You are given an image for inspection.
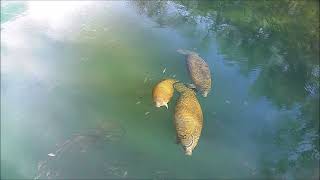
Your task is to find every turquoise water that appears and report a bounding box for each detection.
[1,1,319,179]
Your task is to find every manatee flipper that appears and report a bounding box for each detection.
[175,135,180,144]
[174,82,197,93]
[186,83,197,92]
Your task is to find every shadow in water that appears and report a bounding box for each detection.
[34,123,126,179]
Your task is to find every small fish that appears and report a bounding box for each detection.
[136,101,141,105]
[144,77,148,84]
[145,112,150,115]
[225,100,231,104]
[37,161,44,171]
[152,79,178,109]
[162,68,166,74]
[48,153,56,157]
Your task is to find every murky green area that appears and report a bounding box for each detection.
[1,1,319,179]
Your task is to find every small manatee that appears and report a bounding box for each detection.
[177,49,212,97]
[152,79,178,109]
[173,82,203,155]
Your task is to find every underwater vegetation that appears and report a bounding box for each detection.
[34,122,125,179]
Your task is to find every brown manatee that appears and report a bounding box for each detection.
[173,82,203,156]
[152,78,178,109]
[177,49,212,97]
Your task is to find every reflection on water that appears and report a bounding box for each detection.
[1,1,319,179]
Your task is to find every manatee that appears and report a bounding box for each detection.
[177,49,212,97]
[152,78,178,109]
[173,82,203,155]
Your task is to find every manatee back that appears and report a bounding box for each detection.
[152,78,178,106]
[173,82,188,93]
[186,53,212,97]
[174,87,203,155]
[153,79,174,97]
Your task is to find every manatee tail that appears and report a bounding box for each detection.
[176,49,197,56]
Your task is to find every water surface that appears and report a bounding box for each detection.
[1,1,319,179]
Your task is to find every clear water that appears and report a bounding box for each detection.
[1,1,319,179]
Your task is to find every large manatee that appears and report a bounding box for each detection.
[152,78,178,109]
[173,82,203,156]
[177,49,212,97]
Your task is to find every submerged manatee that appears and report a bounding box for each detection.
[152,78,178,109]
[173,82,203,155]
[177,49,212,97]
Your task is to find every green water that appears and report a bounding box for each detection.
[1,1,319,179]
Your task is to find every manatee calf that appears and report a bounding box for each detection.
[152,78,178,109]
[177,49,212,97]
[173,82,203,155]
